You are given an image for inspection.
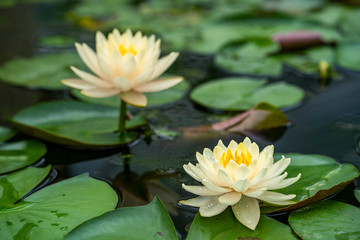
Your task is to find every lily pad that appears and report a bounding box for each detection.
[261,153,360,213]
[0,166,51,208]
[0,140,47,174]
[355,189,360,203]
[288,200,360,240]
[65,196,178,240]
[11,101,147,148]
[0,52,82,90]
[186,208,297,240]
[71,80,190,107]
[190,77,305,111]
[0,173,118,240]
[0,126,16,143]
[336,44,360,71]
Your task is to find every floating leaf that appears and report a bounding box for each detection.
[0,166,51,208]
[288,200,360,240]
[262,154,360,213]
[190,77,305,111]
[0,140,47,174]
[71,80,190,107]
[355,189,360,203]
[0,126,16,143]
[39,35,76,47]
[65,196,178,240]
[186,208,297,240]
[11,101,147,148]
[0,173,118,240]
[336,44,360,71]
[0,52,82,90]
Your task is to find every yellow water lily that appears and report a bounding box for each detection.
[180,137,301,230]
[62,29,182,107]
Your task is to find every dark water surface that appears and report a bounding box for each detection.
[1,2,360,239]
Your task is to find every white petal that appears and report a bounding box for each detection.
[199,196,228,217]
[249,167,268,185]
[218,168,234,187]
[217,140,227,151]
[243,188,266,198]
[119,90,147,107]
[234,164,250,181]
[179,196,211,207]
[75,43,104,79]
[248,143,260,160]
[122,55,137,80]
[182,184,220,196]
[150,52,179,80]
[196,152,209,168]
[267,156,291,178]
[132,68,154,87]
[218,192,242,205]
[243,137,252,148]
[188,163,208,182]
[266,173,301,190]
[183,164,202,182]
[113,76,131,91]
[81,88,119,98]
[231,196,260,230]
[214,146,225,161]
[134,77,183,93]
[202,179,232,194]
[225,160,238,178]
[256,191,296,202]
[228,140,238,153]
[70,66,112,88]
[233,178,250,192]
[98,56,115,80]
[203,148,215,162]
[61,79,95,90]
[251,172,288,189]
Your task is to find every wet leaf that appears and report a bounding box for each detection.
[0,52,82,90]
[288,200,360,240]
[0,126,16,143]
[186,209,297,240]
[0,166,51,209]
[0,140,47,174]
[261,154,360,213]
[65,196,178,240]
[0,173,118,240]
[11,101,147,148]
[190,77,305,111]
[355,189,360,203]
[71,80,190,107]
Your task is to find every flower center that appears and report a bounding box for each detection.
[219,143,252,168]
[119,43,137,56]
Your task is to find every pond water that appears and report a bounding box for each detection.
[0,2,360,239]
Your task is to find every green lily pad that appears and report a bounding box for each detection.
[0,140,47,174]
[65,196,178,240]
[0,173,118,240]
[0,166,51,209]
[336,44,360,71]
[0,126,16,143]
[0,52,82,90]
[39,35,76,47]
[261,153,360,213]
[11,101,147,148]
[190,77,305,111]
[288,200,360,240]
[355,189,360,203]
[186,208,297,240]
[71,80,190,107]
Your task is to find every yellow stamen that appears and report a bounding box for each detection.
[219,143,252,168]
[119,43,137,56]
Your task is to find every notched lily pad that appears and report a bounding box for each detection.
[0,166,51,208]
[11,101,147,148]
[71,80,190,107]
[65,196,178,240]
[0,140,47,174]
[0,126,17,143]
[261,153,360,213]
[0,173,118,240]
[288,200,360,240]
[190,77,305,111]
[0,52,82,90]
[186,208,297,240]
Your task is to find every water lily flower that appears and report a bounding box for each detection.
[62,28,183,108]
[180,137,301,230]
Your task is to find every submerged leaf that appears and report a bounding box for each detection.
[65,196,178,240]
[289,200,360,240]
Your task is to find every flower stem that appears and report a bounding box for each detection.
[118,100,127,135]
